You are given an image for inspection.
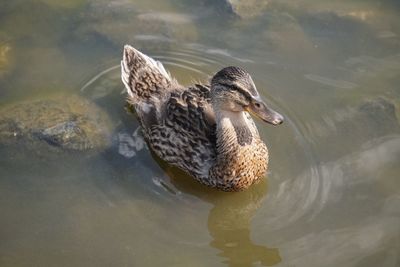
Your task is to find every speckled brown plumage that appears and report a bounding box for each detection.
[121,45,283,191]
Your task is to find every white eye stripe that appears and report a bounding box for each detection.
[252,95,262,102]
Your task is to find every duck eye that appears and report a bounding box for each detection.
[254,102,261,109]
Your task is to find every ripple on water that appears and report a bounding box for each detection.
[304,73,357,89]
[81,42,320,216]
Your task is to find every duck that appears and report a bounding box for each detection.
[121,45,283,191]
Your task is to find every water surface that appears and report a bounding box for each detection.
[0,1,399,266]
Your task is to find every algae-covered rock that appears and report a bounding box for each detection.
[0,94,113,154]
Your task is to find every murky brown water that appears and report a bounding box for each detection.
[0,1,399,266]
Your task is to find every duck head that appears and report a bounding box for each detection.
[210,66,284,125]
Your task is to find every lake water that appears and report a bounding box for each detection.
[0,1,399,266]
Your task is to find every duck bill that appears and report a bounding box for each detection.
[246,100,284,125]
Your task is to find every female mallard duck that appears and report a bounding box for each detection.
[121,45,283,191]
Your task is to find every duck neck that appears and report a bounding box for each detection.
[214,110,255,155]
[208,109,262,190]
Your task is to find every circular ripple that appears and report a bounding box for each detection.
[80,43,325,232]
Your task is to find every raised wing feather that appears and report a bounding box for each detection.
[121,45,173,101]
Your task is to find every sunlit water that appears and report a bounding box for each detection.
[0,1,399,266]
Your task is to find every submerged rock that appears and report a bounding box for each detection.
[76,1,198,51]
[214,0,270,19]
[0,1,76,46]
[38,0,85,9]
[0,94,113,154]
[0,35,13,78]
[307,97,400,160]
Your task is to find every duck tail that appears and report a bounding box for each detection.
[121,45,173,102]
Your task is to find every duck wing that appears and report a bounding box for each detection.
[121,45,217,181]
[147,84,217,181]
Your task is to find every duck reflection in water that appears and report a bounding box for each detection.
[208,181,281,267]
[163,164,281,267]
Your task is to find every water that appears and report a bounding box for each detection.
[0,1,399,266]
